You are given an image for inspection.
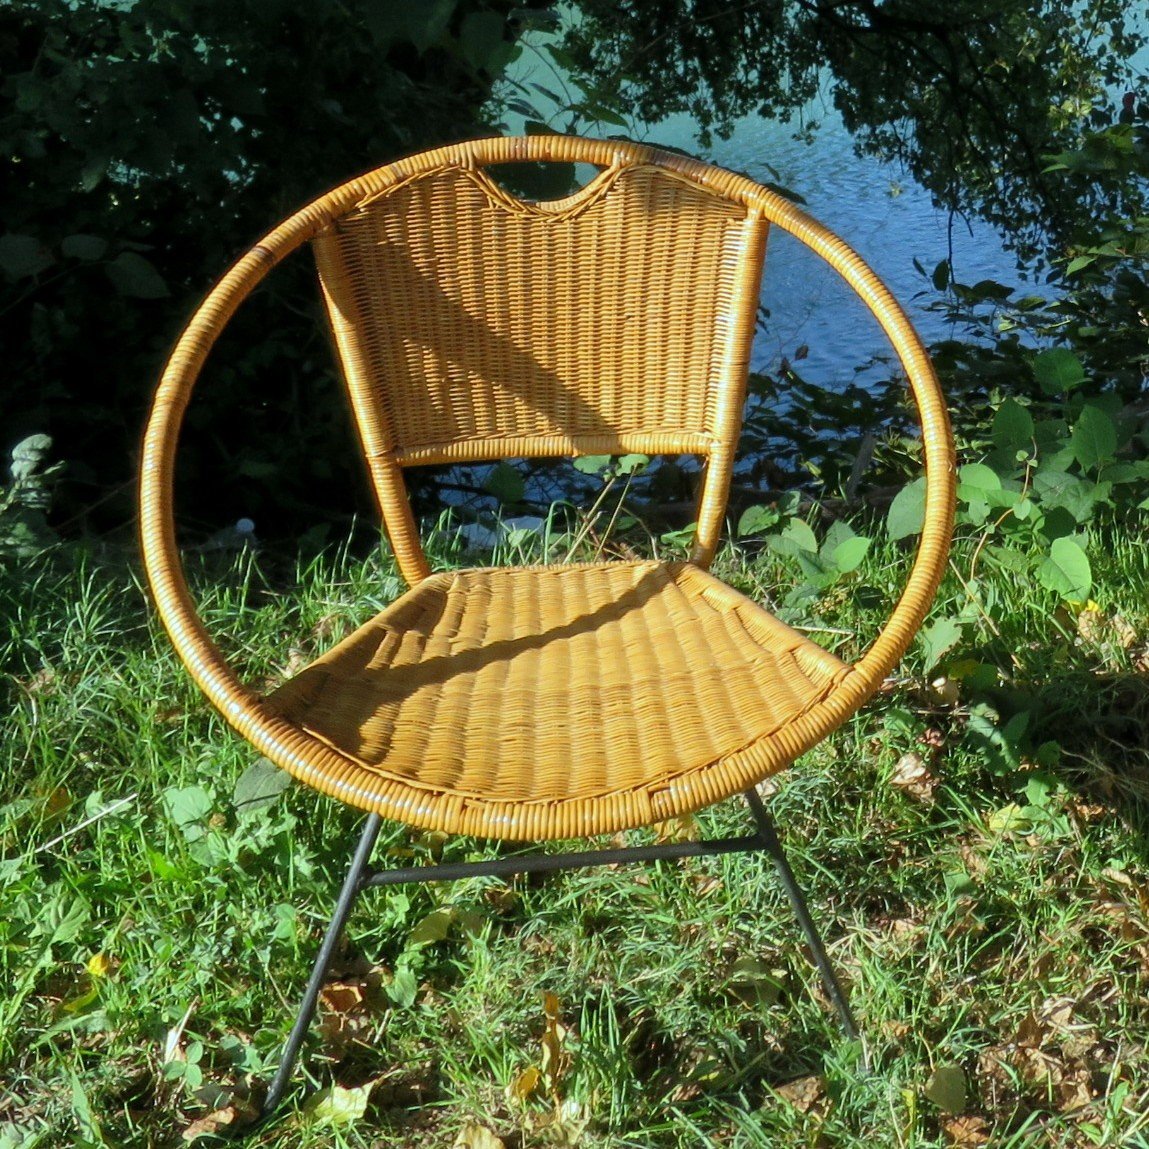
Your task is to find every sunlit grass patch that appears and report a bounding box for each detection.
[1,527,1147,1147]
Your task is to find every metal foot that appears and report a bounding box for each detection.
[743,789,864,1054]
[261,812,384,1118]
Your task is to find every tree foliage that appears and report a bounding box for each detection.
[0,0,539,531]
[559,0,1147,259]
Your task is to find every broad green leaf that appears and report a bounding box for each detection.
[1031,471,1099,523]
[957,463,1002,497]
[943,872,977,899]
[573,454,611,475]
[919,617,963,673]
[924,1065,967,1114]
[1033,347,1086,395]
[726,956,786,1006]
[991,399,1034,451]
[0,234,53,279]
[987,802,1034,834]
[931,259,950,291]
[736,504,780,537]
[616,453,649,475]
[303,1083,371,1127]
[459,10,508,71]
[61,234,108,261]
[1070,404,1117,470]
[768,517,818,557]
[9,434,53,481]
[887,478,926,540]
[162,785,212,827]
[387,962,419,1008]
[820,518,855,558]
[1037,537,1091,599]
[106,252,169,298]
[232,757,291,820]
[832,535,871,573]
[408,907,455,946]
[484,462,524,505]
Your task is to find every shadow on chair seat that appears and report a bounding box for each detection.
[265,560,851,839]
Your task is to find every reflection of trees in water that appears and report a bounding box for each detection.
[556,0,1146,260]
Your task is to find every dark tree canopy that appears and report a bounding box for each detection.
[0,0,542,532]
[559,0,1147,258]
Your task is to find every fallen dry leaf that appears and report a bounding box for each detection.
[774,1074,825,1114]
[453,1122,505,1149]
[506,1066,540,1104]
[181,1100,257,1141]
[890,752,938,802]
[941,1115,991,1146]
[652,814,700,843]
[540,992,571,1099]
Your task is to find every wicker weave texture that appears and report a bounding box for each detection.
[316,164,761,464]
[139,135,956,842]
[265,562,847,817]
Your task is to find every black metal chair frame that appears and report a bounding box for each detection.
[261,787,861,1118]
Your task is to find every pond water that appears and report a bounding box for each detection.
[502,62,1029,389]
[667,105,1026,383]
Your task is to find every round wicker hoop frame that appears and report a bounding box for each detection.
[139,135,956,838]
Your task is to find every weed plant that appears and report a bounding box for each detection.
[1,518,1148,1148]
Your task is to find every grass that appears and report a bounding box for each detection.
[2,519,1148,1148]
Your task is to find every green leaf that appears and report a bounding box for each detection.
[931,258,950,291]
[1070,404,1117,471]
[459,10,508,71]
[573,454,611,475]
[991,399,1034,451]
[924,1065,967,1114]
[726,956,786,1006]
[1033,348,1086,395]
[406,0,457,53]
[408,907,455,947]
[736,504,780,537]
[768,517,817,557]
[1031,471,1100,523]
[232,757,291,820]
[9,434,53,481]
[105,252,169,298]
[887,478,926,540]
[61,235,108,262]
[919,617,963,674]
[162,785,212,827]
[484,462,524,505]
[1037,537,1091,600]
[957,463,1002,498]
[616,453,648,475]
[387,962,419,1008]
[0,234,53,279]
[832,535,871,573]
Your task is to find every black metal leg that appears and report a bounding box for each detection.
[743,789,864,1051]
[258,794,865,1121]
[262,812,384,1117]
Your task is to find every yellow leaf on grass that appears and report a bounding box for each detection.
[86,952,112,978]
[540,992,569,1096]
[506,1066,540,1103]
[453,1122,505,1148]
[303,1082,371,1127]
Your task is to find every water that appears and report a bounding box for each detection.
[674,107,1025,382]
[501,62,1027,387]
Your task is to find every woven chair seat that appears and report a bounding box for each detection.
[265,560,849,837]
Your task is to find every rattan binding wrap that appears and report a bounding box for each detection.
[140,135,956,842]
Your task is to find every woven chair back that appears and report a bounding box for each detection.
[312,152,769,583]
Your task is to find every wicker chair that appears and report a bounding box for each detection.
[140,135,955,1114]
